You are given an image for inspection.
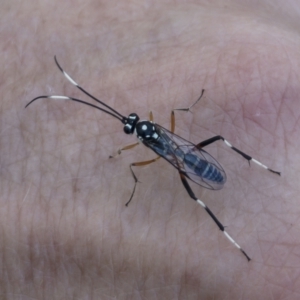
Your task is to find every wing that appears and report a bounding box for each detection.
[146,124,226,190]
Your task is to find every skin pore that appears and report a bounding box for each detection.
[1,0,300,298]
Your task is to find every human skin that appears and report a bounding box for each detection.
[1,0,300,299]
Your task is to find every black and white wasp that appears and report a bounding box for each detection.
[26,56,280,261]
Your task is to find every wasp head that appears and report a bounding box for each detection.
[123,113,140,134]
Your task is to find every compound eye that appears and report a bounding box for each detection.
[123,124,132,134]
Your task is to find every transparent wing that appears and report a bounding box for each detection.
[145,124,226,190]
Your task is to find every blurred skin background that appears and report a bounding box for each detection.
[1,0,299,299]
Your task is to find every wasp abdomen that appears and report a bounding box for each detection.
[184,153,224,183]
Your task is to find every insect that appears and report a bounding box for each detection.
[26,56,280,261]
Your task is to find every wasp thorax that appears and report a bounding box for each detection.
[124,113,140,134]
[136,121,159,141]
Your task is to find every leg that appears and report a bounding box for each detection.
[196,136,280,175]
[109,142,139,158]
[149,111,153,122]
[124,112,159,205]
[179,172,251,261]
[126,156,160,206]
[171,89,205,133]
[173,89,205,113]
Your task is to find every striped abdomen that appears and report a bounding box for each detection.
[184,153,224,183]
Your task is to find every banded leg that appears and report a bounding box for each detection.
[179,172,251,261]
[126,157,160,206]
[196,136,281,175]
